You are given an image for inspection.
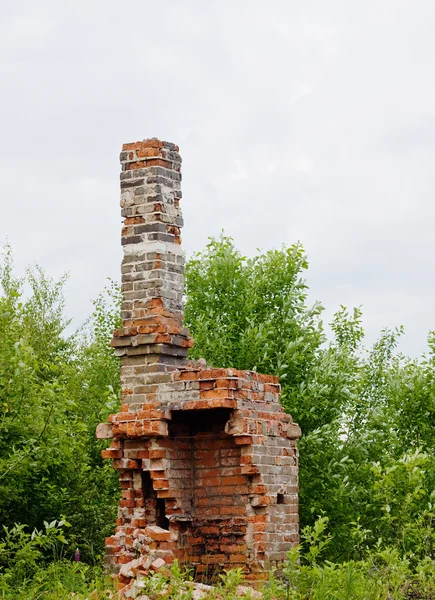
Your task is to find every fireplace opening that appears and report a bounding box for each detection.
[141,466,169,529]
[140,470,163,528]
[141,470,154,499]
[167,408,251,578]
[156,498,169,530]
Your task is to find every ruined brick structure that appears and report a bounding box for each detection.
[97,138,301,590]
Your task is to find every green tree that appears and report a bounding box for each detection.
[185,235,324,388]
[0,247,120,562]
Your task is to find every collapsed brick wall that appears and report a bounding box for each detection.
[97,138,301,592]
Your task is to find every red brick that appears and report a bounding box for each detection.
[221,475,246,486]
[149,449,166,459]
[229,554,247,563]
[234,436,254,445]
[201,554,226,564]
[125,160,145,170]
[101,449,122,459]
[144,158,171,168]
[199,380,215,390]
[200,389,232,399]
[145,526,172,542]
[136,147,160,158]
[119,499,134,508]
[179,370,198,380]
[122,141,143,151]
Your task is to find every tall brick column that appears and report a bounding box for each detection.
[113,138,192,372]
[98,138,301,595]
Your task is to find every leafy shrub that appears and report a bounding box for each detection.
[0,247,120,562]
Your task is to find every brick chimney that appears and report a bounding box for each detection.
[97,139,301,594]
[112,138,193,372]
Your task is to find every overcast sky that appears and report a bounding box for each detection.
[1,0,434,356]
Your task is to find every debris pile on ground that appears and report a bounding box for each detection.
[123,581,262,600]
[115,557,263,600]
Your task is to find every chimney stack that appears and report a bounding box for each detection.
[112,138,193,371]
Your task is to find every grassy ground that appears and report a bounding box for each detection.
[1,553,435,600]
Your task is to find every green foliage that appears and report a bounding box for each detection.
[278,516,435,599]
[185,235,324,380]
[0,516,433,598]
[133,561,194,600]
[0,519,70,589]
[0,519,114,598]
[216,567,246,599]
[0,246,121,564]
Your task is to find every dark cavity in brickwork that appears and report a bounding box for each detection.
[96,138,302,593]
